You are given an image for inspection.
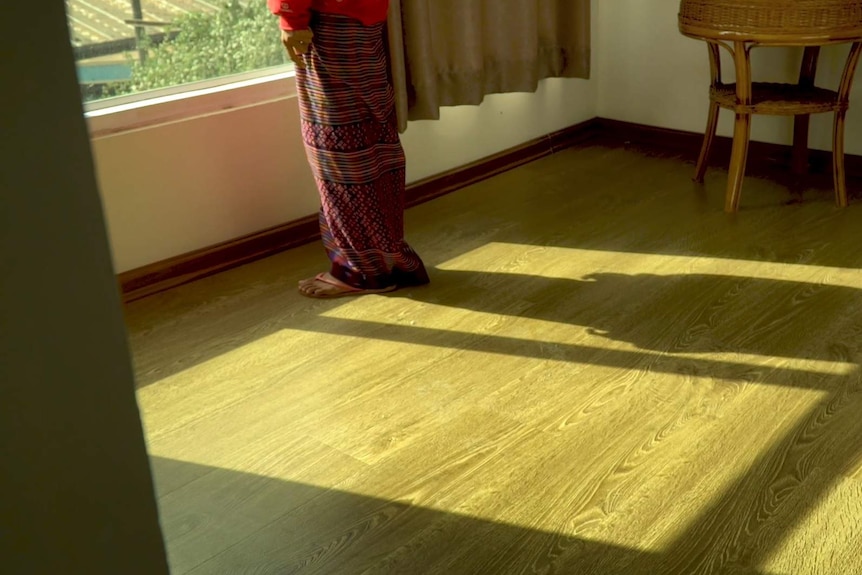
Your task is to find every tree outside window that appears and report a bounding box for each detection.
[67,0,287,103]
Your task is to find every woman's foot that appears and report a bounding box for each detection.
[298,272,397,299]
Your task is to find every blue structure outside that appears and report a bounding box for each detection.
[77,63,132,83]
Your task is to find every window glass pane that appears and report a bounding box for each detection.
[66,0,288,103]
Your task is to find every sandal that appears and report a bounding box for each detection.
[298,272,397,299]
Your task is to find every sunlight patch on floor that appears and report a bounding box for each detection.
[437,242,862,289]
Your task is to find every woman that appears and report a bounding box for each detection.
[268,0,430,298]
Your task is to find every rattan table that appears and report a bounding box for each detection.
[679,0,862,212]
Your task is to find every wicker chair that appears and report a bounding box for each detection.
[679,0,862,212]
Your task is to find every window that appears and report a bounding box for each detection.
[66,0,290,106]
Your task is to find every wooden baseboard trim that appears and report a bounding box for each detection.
[593,117,862,182]
[119,214,319,303]
[406,118,603,208]
[119,118,603,302]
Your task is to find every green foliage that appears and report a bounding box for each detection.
[127,0,286,92]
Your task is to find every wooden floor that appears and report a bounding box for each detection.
[126,143,862,575]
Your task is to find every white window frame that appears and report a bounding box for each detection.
[84,66,298,139]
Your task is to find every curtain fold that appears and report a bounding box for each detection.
[388,0,591,132]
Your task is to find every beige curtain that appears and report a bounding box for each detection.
[387,0,591,131]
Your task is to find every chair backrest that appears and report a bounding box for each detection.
[679,0,862,44]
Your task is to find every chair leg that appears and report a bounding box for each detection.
[726,112,752,213]
[833,41,862,207]
[833,110,849,207]
[694,101,720,183]
[792,114,811,175]
[725,41,753,213]
[792,47,820,175]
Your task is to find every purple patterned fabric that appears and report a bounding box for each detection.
[295,12,429,290]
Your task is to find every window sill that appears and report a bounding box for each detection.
[85,67,298,140]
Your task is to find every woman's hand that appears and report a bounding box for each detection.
[282,29,314,69]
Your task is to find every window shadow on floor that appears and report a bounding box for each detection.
[392,269,862,364]
[130,267,862,389]
[151,376,861,575]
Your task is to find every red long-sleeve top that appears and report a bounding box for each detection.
[267,0,390,30]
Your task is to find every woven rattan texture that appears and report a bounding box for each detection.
[680,0,862,37]
[711,82,843,114]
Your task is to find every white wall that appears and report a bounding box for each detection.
[594,0,862,153]
[93,73,596,274]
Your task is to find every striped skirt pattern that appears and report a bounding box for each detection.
[296,13,429,290]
